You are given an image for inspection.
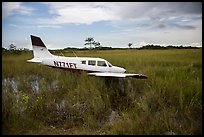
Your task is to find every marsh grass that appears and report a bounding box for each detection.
[2,49,202,134]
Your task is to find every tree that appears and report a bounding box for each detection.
[128,43,133,49]
[9,44,16,50]
[2,47,7,51]
[93,41,100,48]
[84,37,95,49]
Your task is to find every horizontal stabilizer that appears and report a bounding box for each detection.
[27,58,42,63]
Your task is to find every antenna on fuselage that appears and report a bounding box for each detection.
[72,51,78,57]
[60,50,65,56]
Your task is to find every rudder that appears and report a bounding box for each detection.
[30,35,54,59]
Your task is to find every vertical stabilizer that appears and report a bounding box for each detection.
[30,35,54,59]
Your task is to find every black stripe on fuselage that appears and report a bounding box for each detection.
[49,66,99,73]
[31,35,46,47]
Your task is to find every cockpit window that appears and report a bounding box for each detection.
[107,62,112,67]
[81,60,86,64]
[97,61,107,67]
[88,60,96,66]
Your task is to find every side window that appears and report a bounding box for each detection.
[97,61,107,67]
[88,60,96,66]
[81,60,86,64]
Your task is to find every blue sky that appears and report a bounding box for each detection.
[2,2,202,49]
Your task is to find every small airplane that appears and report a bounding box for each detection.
[27,35,147,78]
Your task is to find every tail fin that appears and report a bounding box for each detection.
[29,35,54,59]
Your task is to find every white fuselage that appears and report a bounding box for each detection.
[28,35,147,78]
[41,55,126,73]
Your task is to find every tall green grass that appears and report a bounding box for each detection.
[2,49,202,134]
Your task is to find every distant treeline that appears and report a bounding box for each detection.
[2,47,32,55]
[137,44,201,50]
[51,45,202,52]
[2,44,201,54]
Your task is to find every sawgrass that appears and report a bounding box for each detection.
[2,49,202,135]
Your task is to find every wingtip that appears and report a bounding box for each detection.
[139,74,148,79]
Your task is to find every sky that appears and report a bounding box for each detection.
[2,2,202,50]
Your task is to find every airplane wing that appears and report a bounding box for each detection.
[88,72,147,78]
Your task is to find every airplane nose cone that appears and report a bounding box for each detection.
[112,66,126,73]
[122,68,126,73]
[118,67,126,73]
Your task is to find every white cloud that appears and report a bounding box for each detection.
[39,2,151,25]
[2,2,34,19]
[2,2,202,48]
[189,42,202,47]
[2,2,21,18]
[9,24,21,28]
[4,2,201,28]
[37,25,62,29]
[139,41,149,47]
[38,2,120,25]
[17,5,34,15]
[38,2,202,24]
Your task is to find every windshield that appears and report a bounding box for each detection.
[107,62,112,67]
